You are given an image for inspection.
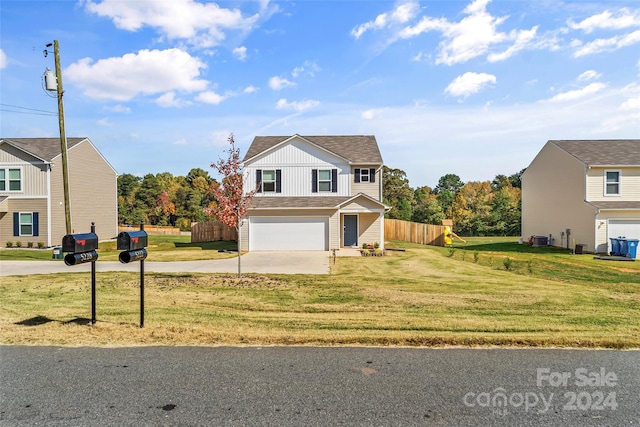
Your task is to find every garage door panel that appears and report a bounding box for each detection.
[250,217,328,251]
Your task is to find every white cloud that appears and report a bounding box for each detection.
[96,118,113,126]
[546,82,607,103]
[275,98,319,111]
[105,104,131,113]
[445,72,496,98]
[621,96,639,111]
[567,8,640,33]
[233,46,247,61]
[174,138,188,146]
[0,49,6,69]
[398,0,540,65]
[573,30,640,57]
[156,91,185,107]
[244,85,258,94]
[65,48,208,101]
[351,1,419,39]
[195,90,226,104]
[577,70,601,82]
[269,76,296,90]
[84,0,261,49]
[292,61,321,78]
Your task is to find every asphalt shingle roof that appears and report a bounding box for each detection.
[1,137,87,161]
[244,135,383,164]
[551,140,640,166]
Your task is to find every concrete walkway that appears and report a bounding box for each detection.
[0,251,337,276]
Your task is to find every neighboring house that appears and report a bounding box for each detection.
[522,140,640,254]
[0,137,118,247]
[240,135,387,251]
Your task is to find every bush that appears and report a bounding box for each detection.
[38,242,44,248]
[6,241,13,248]
[16,241,22,248]
[27,242,34,248]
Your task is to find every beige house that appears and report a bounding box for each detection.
[522,140,640,254]
[0,137,118,247]
[240,135,387,251]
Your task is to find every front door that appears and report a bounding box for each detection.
[344,215,358,247]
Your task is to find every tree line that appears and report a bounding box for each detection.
[117,165,524,236]
[383,167,524,236]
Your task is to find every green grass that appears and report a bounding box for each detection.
[0,235,238,262]
[1,237,638,348]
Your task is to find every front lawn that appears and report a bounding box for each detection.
[0,238,638,348]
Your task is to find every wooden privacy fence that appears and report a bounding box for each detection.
[118,225,180,235]
[384,219,445,247]
[191,221,237,243]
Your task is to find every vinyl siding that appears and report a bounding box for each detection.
[594,210,640,254]
[586,167,640,201]
[50,140,117,243]
[522,142,596,248]
[358,213,381,247]
[0,144,49,197]
[350,167,381,200]
[0,198,47,244]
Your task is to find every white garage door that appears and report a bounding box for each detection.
[609,219,640,240]
[249,217,328,251]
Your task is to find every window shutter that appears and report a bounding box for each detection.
[370,168,376,183]
[331,169,338,193]
[312,169,318,193]
[276,169,282,193]
[355,169,360,183]
[33,212,39,237]
[256,170,262,193]
[13,212,19,236]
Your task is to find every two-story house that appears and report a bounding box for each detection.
[522,139,640,254]
[240,135,387,251]
[0,137,118,248]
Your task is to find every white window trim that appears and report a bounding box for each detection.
[19,211,33,236]
[0,166,23,193]
[262,169,276,193]
[318,169,332,192]
[604,169,621,197]
[360,168,370,182]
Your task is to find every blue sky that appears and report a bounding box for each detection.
[1,0,638,188]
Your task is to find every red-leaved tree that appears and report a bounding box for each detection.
[205,133,256,277]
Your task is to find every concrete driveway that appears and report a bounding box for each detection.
[0,251,331,276]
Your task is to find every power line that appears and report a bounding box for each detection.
[0,103,58,116]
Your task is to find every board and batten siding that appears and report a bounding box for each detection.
[245,139,351,197]
[586,167,640,202]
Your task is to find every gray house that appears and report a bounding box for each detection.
[0,137,118,247]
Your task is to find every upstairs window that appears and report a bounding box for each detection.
[605,170,620,196]
[312,169,338,193]
[0,168,22,192]
[256,169,281,193]
[354,168,376,183]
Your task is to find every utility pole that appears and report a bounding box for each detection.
[46,40,72,234]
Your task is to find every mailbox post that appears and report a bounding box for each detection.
[117,222,148,327]
[62,223,99,324]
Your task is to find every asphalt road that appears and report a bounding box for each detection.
[1,346,638,426]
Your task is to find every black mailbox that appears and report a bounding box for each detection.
[117,230,148,251]
[62,232,99,254]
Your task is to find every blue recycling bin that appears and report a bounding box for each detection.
[625,239,638,259]
[610,237,621,256]
[619,239,629,257]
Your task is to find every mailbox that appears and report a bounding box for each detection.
[65,250,99,266]
[62,232,99,254]
[117,230,148,251]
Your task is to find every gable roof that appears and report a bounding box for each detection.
[1,137,87,162]
[244,135,383,164]
[249,193,387,210]
[550,140,640,166]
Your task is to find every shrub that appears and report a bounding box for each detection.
[6,241,13,248]
[362,242,368,250]
[38,242,44,248]
[373,242,380,249]
[16,241,22,248]
[27,242,34,248]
